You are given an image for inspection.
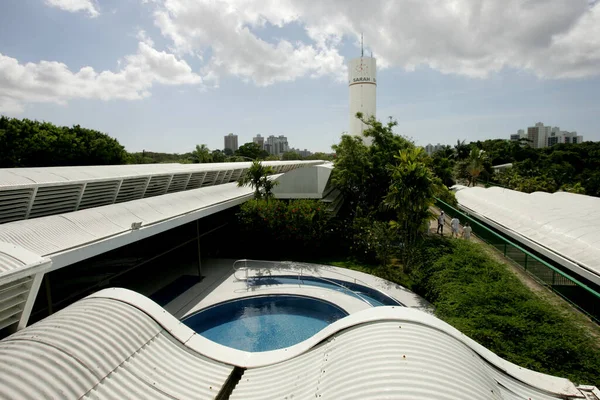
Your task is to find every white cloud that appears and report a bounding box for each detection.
[153,0,347,86]
[0,42,202,113]
[150,0,600,81]
[44,0,100,17]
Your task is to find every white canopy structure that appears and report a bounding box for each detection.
[0,288,595,400]
[455,187,600,285]
[0,161,323,224]
[272,163,343,213]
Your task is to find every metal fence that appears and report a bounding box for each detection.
[435,198,600,323]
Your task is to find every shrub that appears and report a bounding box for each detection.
[237,199,338,258]
[412,239,600,385]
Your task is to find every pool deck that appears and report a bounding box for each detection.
[165,259,434,319]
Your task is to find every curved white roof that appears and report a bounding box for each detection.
[0,288,591,399]
[455,187,600,283]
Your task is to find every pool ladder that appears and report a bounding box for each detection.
[232,259,399,307]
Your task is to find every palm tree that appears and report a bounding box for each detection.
[237,160,278,199]
[191,144,212,163]
[454,139,471,160]
[384,147,440,253]
[466,148,486,186]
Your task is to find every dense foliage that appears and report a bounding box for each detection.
[408,238,600,385]
[429,137,600,197]
[0,116,129,167]
[237,199,338,258]
[331,113,448,263]
[492,142,600,196]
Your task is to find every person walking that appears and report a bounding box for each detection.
[450,216,460,238]
[436,211,445,235]
[462,222,473,241]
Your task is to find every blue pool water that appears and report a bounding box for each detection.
[183,295,348,352]
[247,276,402,307]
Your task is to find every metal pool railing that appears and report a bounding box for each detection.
[232,259,401,307]
[435,198,600,323]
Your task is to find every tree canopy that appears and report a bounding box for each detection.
[0,116,129,167]
[427,137,600,197]
[236,142,269,160]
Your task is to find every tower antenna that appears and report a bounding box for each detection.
[361,33,364,57]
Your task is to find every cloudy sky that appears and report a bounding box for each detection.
[1,0,599,153]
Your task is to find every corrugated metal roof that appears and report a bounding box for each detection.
[0,296,233,400]
[231,321,568,400]
[0,182,253,261]
[0,161,321,188]
[0,161,323,223]
[1,288,594,399]
[455,187,600,282]
[83,333,231,399]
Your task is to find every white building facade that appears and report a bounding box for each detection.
[517,123,583,148]
[348,56,377,145]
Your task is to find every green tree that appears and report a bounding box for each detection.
[454,139,471,160]
[305,152,334,161]
[466,147,487,186]
[282,151,302,160]
[331,135,371,209]
[384,147,440,256]
[431,154,455,187]
[223,148,234,156]
[211,149,226,162]
[236,142,268,160]
[190,144,212,163]
[0,116,128,167]
[237,160,279,199]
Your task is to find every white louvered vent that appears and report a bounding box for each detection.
[115,177,149,204]
[231,169,245,182]
[215,171,226,185]
[0,189,33,224]
[186,172,206,190]
[223,170,234,183]
[167,174,190,193]
[201,171,218,187]
[78,181,120,210]
[29,185,83,219]
[0,276,32,331]
[143,175,171,198]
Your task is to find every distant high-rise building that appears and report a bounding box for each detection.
[548,130,583,146]
[224,133,238,152]
[253,134,265,149]
[527,122,551,149]
[266,135,289,156]
[424,143,444,156]
[510,129,526,141]
[517,123,582,148]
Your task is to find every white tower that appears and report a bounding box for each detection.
[348,37,376,145]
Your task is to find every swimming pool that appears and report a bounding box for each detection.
[182,295,348,352]
[247,276,402,307]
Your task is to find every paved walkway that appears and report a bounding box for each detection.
[165,258,434,319]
